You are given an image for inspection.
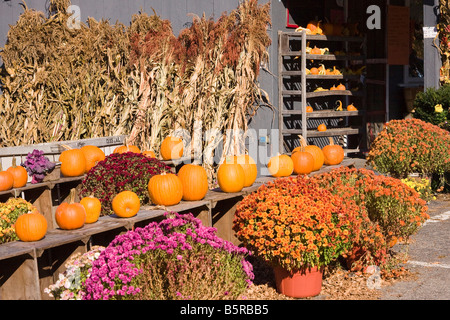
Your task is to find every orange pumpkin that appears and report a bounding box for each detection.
[148,172,183,206]
[317,123,327,132]
[177,164,209,201]
[55,189,86,230]
[14,211,47,242]
[267,154,294,177]
[0,164,14,191]
[306,106,313,113]
[6,158,28,188]
[142,150,156,158]
[236,154,258,187]
[306,21,322,34]
[347,103,358,111]
[309,67,319,75]
[293,136,324,171]
[311,46,322,55]
[329,85,338,91]
[113,145,141,154]
[112,190,140,218]
[160,136,183,160]
[80,196,102,223]
[322,137,345,166]
[291,139,314,175]
[217,159,245,193]
[336,83,346,90]
[59,147,86,177]
[80,145,105,173]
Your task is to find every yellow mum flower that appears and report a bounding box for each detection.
[434,104,443,113]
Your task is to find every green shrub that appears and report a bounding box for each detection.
[413,85,450,131]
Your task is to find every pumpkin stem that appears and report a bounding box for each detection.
[11,157,17,167]
[297,135,308,150]
[68,188,77,204]
[328,137,335,146]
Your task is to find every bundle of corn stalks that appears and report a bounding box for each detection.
[439,0,450,84]
[0,0,272,185]
[0,0,131,145]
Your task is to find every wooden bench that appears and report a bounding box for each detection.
[0,137,355,300]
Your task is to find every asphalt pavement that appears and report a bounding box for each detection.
[381,198,450,300]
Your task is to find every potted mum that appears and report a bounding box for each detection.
[233,175,360,298]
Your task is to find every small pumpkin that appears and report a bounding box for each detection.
[309,67,319,75]
[267,154,294,178]
[306,105,313,113]
[336,83,346,90]
[329,85,338,91]
[14,210,47,242]
[217,158,245,193]
[80,145,105,173]
[236,154,258,187]
[291,140,314,175]
[306,21,322,34]
[293,136,324,171]
[80,196,102,223]
[55,188,86,230]
[59,146,86,177]
[112,190,140,218]
[310,46,322,55]
[177,164,209,201]
[0,164,14,191]
[6,158,28,188]
[160,136,183,160]
[322,137,345,166]
[317,123,327,132]
[347,103,358,111]
[148,172,183,206]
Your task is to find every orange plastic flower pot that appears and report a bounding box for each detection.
[274,265,323,298]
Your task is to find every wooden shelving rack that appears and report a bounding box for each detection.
[278,30,367,153]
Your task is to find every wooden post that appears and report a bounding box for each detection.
[423,0,441,89]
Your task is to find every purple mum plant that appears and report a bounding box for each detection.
[21,149,55,184]
[82,212,254,300]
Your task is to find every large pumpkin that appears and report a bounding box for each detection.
[267,154,294,177]
[160,136,183,160]
[6,158,28,188]
[177,164,209,201]
[112,190,140,218]
[80,196,102,223]
[293,136,324,171]
[236,154,258,187]
[217,159,245,193]
[148,172,183,206]
[291,145,314,175]
[322,137,345,166]
[59,147,86,177]
[80,145,105,173]
[0,164,14,191]
[55,189,86,230]
[14,211,47,242]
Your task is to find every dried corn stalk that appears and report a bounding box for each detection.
[0,0,272,187]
